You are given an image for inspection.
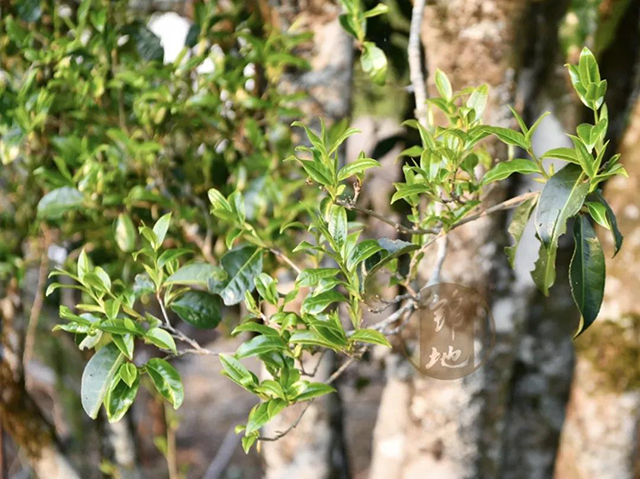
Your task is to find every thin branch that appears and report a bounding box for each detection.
[409,0,428,125]
[427,234,448,286]
[259,400,315,442]
[156,293,216,355]
[337,199,438,235]
[451,190,539,230]
[260,353,360,442]
[269,248,302,274]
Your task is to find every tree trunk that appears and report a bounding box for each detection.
[369,1,538,478]
[555,94,640,479]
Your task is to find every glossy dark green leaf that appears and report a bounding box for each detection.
[254,273,278,304]
[169,291,222,329]
[505,196,537,268]
[105,376,139,423]
[346,240,383,271]
[145,358,184,409]
[235,335,288,359]
[301,290,346,315]
[532,164,589,294]
[145,327,177,353]
[81,343,124,419]
[570,215,605,336]
[218,246,263,306]
[535,164,589,249]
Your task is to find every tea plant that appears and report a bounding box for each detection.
[47,42,625,453]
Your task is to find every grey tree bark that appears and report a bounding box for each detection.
[368,1,560,478]
[555,93,640,479]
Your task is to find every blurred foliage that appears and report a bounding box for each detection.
[0,0,318,286]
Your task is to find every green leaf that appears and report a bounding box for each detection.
[152,213,171,247]
[363,3,390,18]
[218,245,263,306]
[532,164,589,294]
[505,196,537,268]
[349,328,391,347]
[594,190,623,256]
[119,363,138,388]
[255,273,279,304]
[293,382,336,401]
[481,126,528,150]
[531,241,558,296]
[289,330,339,349]
[346,240,383,271]
[328,205,348,252]
[466,85,489,120]
[78,249,90,279]
[220,354,258,391]
[145,328,177,353]
[435,69,453,100]
[246,402,270,435]
[569,135,595,177]
[296,268,341,287]
[535,164,589,249]
[578,47,600,87]
[508,105,529,134]
[231,322,280,338]
[301,291,346,314]
[165,263,226,286]
[208,188,232,211]
[112,334,135,360]
[390,183,430,204]
[570,215,605,336]
[586,202,609,230]
[81,343,124,419]
[525,112,550,144]
[37,187,84,219]
[145,358,184,409]
[296,159,333,186]
[158,249,191,268]
[169,291,222,329]
[541,147,580,165]
[105,376,139,423]
[235,335,288,359]
[115,214,137,253]
[481,159,540,185]
[361,42,387,85]
[337,158,380,181]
